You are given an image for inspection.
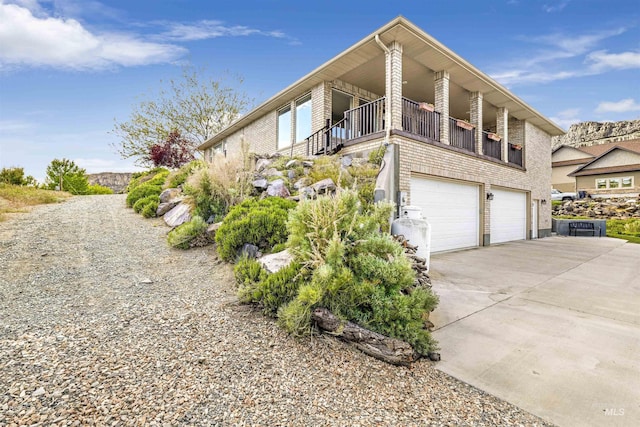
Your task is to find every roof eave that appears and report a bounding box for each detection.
[198,16,565,151]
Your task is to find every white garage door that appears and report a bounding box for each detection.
[410,177,479,253]
[490,188,526,244]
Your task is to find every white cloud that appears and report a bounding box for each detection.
[156,20,287,42]
[0,2,186,70]
[543,0,570,13]
[490,27,635,86]
[550,108,581,130]
[595,98,640,114]
[586,50,640,71]
[491,69,578,86]
[0,119,35,133]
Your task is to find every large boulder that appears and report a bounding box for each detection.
[159,188,182,203]
[259,249,294,274]
[164,202,192,227]
[156,201,180,216]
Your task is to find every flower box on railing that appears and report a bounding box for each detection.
[456,120,474,130]
[511,144,522,150]
[487,133,501,141]
[418,102,435,112]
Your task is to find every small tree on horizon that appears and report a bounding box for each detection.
[0,167,36,186]
[45,159,89,194]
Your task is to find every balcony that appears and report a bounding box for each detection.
[449,118,476,153]
[402,98,440,141]
[508,143,523,166]
[482,132,502,161]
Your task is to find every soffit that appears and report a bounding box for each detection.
[199,16,564,150]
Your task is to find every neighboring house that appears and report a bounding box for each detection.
[552,140,640,196]
[199,17,564,252]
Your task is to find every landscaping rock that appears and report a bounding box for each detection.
[285,159,299,168]
[302,160,314,168]
[259,249,294,274]
[312,178,336,195]
[156,200,180,216]
[159,188,182,203]
[163,202,192,227]
[299,186,315,199]
[240,243,261,259]
[253,178,268,190]
[255,158,272,172]
[293,177,312,190]
[287,170,296,180]
[552,197,640,219]
[341,156,353,167]
[263,168,283,178]
[206,222,222,240]
[266,179,290,198]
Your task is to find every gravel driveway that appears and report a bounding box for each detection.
[0,195,551,426]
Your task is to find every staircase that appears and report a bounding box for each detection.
[305,97,386,156]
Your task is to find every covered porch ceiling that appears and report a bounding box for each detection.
[200,16,563,150]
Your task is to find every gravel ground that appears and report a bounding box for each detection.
[0,195,553,426]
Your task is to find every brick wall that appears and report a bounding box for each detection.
[434,71,450,144]
[223,111,277,155]
[342,121,553,241]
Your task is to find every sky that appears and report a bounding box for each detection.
[1,0,639,184]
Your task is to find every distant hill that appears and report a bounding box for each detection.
[87,172,133,194]
[551,119,640,150]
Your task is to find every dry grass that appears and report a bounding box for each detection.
[0,184,71,222]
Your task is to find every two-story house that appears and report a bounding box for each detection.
[199,17,564,252]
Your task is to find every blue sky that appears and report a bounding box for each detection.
[1,0,639,183]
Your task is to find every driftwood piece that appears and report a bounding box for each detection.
[312,307,418,366]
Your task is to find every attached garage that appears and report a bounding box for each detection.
[410,176,480,253]
[490,188,527,244]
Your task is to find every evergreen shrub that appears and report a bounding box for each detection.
[216,197,297,261]
[167,216,208,249]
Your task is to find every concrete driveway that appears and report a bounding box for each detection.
[430,236,640,427]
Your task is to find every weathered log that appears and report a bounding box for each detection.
[311,307,418,366]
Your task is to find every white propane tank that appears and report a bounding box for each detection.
[391,206,431,271]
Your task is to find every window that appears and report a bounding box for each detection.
[295,94,312,143]
[277,106,292,149]
[596,177,633,189]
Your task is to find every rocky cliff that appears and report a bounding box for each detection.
[88,172,133,193]
[551,119,640,150]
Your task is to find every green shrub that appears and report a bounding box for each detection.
[368,146,386,166]
[86,184,114,195]
[167,216,208,249]
[184,169,226,222]
[216,197,297,261]
[165,160,206,189]
[624,219,640,234]
[141,200,159,218]
[133,194,159,213]
[308,156,353,188]
[235,190,439,355]
[126,183,162,208]
[127,168,169,193]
